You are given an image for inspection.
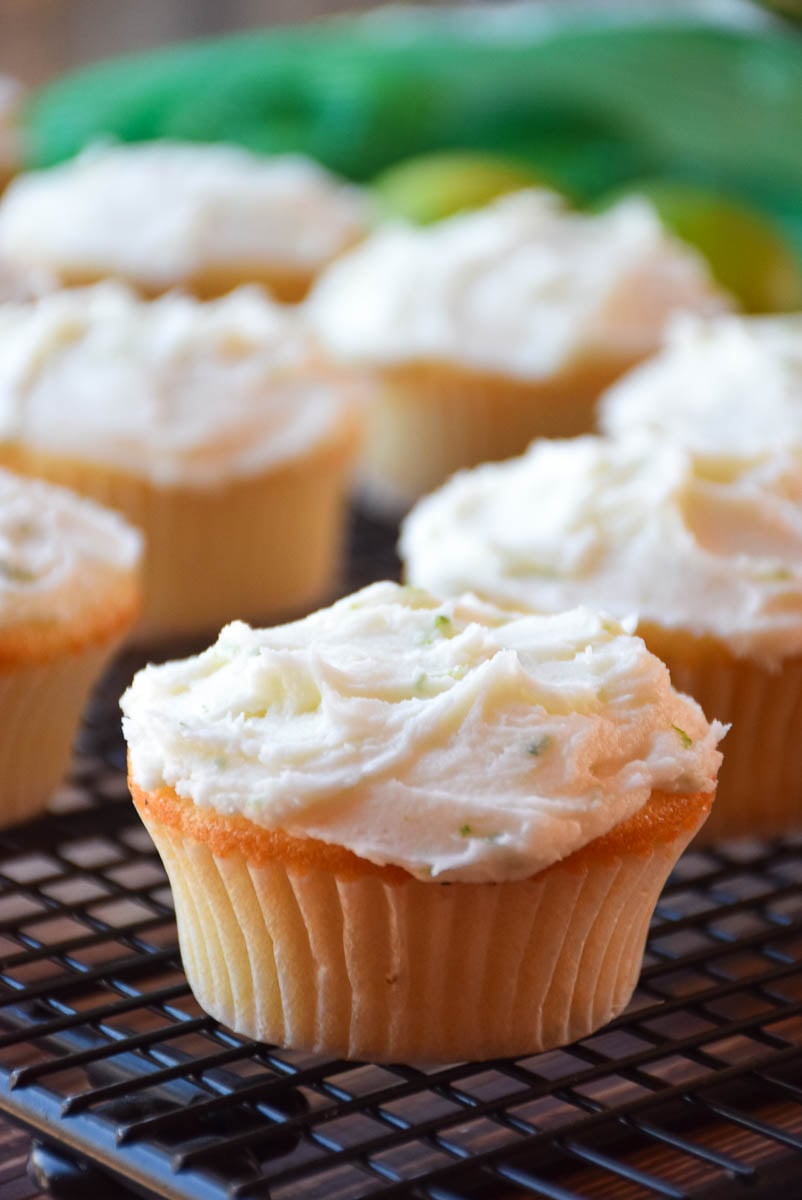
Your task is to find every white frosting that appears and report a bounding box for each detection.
[121,581,723,884]
[401,436,802,666]
[0,77,22,174]
[0,259,55,303]
[0,283,357,486]
[0,467,142,631]
[601,313,802,465]
[307,190,725,379]
[0,141,370,285]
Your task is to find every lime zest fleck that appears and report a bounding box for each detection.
[0,560,37,584]
[414,672,428,694]
[459,823,473,837]
[756,565,792,582]
[214,755,228,769]
[527,735,552,757]
[672,724,693,749]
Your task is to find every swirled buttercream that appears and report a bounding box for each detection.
[0,283,357,486]
[307,190,725,379]
[0,141,370,284]
[601,313,802,464]
[0,467,142,631]
[401,436,802,666]
[121,581,723,883]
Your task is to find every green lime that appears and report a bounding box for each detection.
[370,151,551,225]
[597,180,802,313]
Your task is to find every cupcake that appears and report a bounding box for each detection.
[0,141,371,302]
[122,582,722,1063]
[401,432,802,841]
[600,312,802,459]
[0,283,362,641]
[0,77,23,192]
[307,189,727,513]
[0,467,141,826]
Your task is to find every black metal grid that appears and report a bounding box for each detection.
[2,514,802,1199]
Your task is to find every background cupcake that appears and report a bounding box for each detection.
[0,140,372,301]
[122,582,722,1062]
[308,189,728,513]
[0,467,141,826]
[401,434,802,841]
[0,283,362,641]
[600,311,802,460]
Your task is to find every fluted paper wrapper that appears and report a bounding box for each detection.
[1,427,357,643]
[361,355,637,515]
[136,789,710,1063]
[653,643,802,843]
[0,641,118,827]
[57,263,317,303]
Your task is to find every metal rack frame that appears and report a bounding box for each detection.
[1,515,802,1199]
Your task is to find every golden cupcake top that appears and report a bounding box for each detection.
[401,434,802,666]
[0,467,142,635]
[601,312,802,462]
[307,189,726,378]
[121,581,723,884]
[0,283,360,485]
[0,140,371,286]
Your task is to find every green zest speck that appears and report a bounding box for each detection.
[671,724,693,749]
[0,561,37,584]
[459,823,473,837]
[214,755,228,769]
[414,672,428,694]
[526,735,552,757]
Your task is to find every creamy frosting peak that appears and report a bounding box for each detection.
[307,189,725,378]
[0,467,142,631]
[601,313,802,463]
[122,581,723,883]
[0,283,357,485]
[0,141,370,284]
[401,436,802,665]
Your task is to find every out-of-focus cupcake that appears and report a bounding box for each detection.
[0,468,141,826]
[401,433,802,841]
[0,77,23,192]
[122,582,722,1062]
[0,141,371,301]
[0,283,362,641]
[307,189,727,513]
[600,312,802,458]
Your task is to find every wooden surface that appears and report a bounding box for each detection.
[0,0,441,85]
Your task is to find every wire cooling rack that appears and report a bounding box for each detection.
[3,513,802,1200]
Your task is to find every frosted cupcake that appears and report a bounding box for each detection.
[601,312,802,460]
[401,434,802,841]
[122,582,722,1063]
[307,189,726,512]
[0,468,141,826]
[0,283,362,641]
[0,141,371,301]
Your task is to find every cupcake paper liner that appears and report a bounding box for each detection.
[135,786,710,1063]
[360,355,637,515]
[652,639,802,842]
[2,424,358,642]
[0,639,120,827]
